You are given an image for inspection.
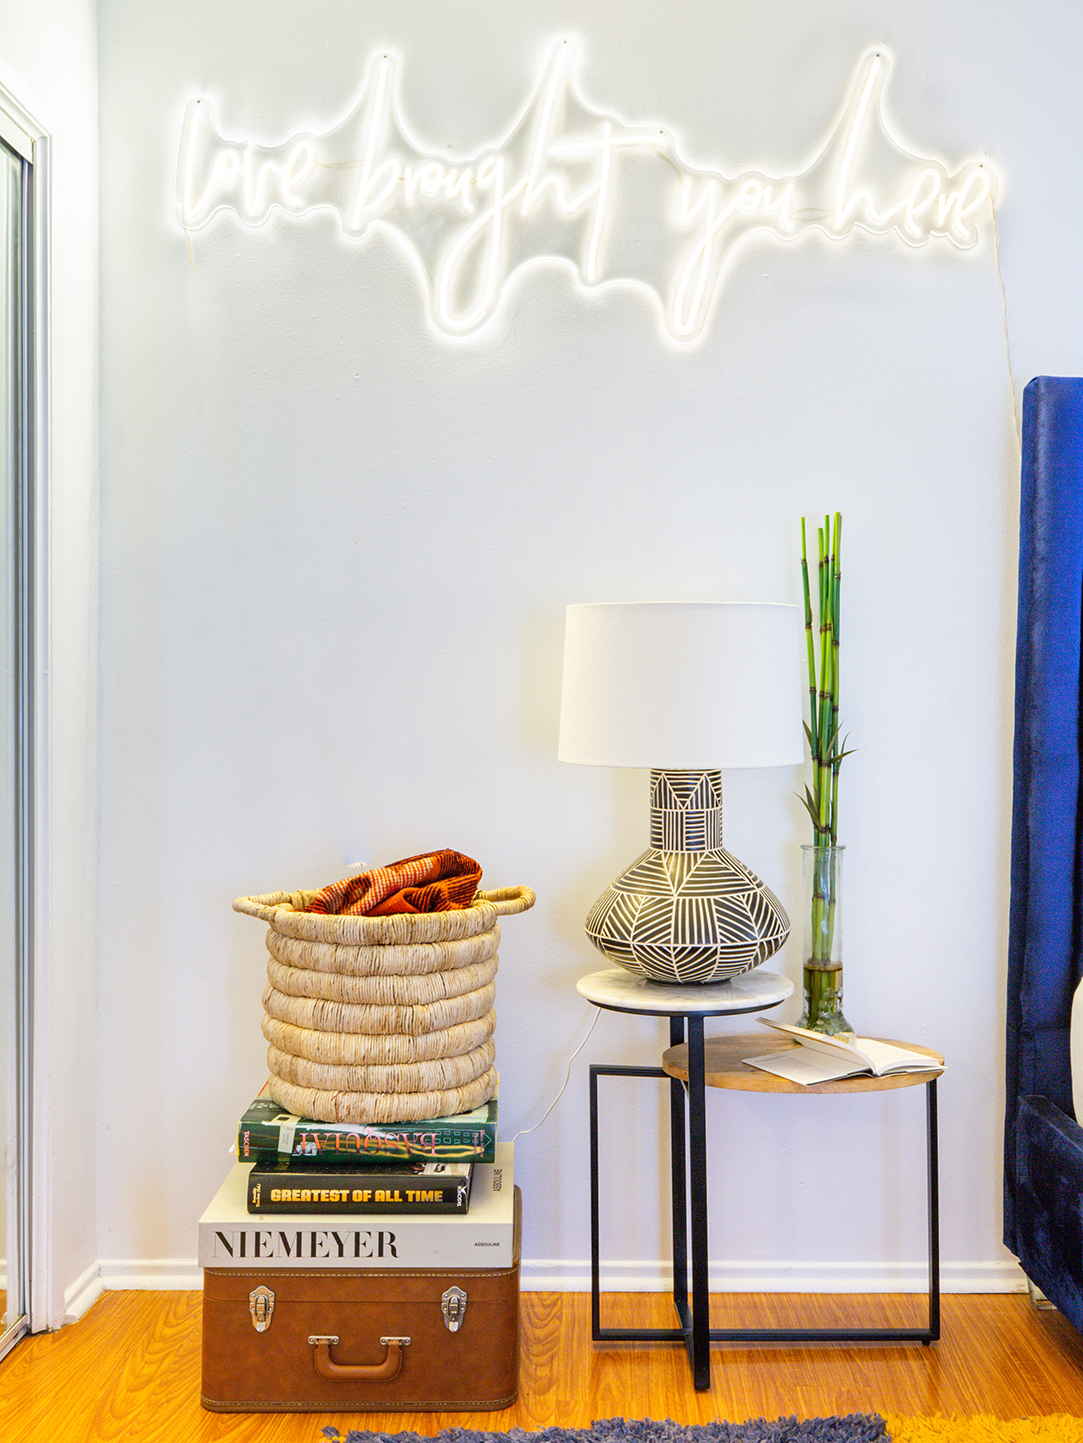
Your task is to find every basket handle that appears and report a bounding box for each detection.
[235,885,535,920]
[476,885,535,916]
[233,891,311,921]
[309,1334,409,1382]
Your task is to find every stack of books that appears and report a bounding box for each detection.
[199,1084,515,1268]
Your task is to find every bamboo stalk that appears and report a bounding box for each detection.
[800,518,818,759]
[830,514,842,841]
[799,512,851,1024]
[801,512,845,851]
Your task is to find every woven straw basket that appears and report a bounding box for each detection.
[234,884,534,1123]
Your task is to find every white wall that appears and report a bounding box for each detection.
[93,0,1073,1290]
[0,0,99,1327]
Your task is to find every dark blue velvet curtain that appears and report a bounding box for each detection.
[1006,375,1083,1329]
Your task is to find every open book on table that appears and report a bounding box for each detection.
[742,1019,942,1086]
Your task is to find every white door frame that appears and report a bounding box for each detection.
[0,26,101,1331]
[0,58,56,1337]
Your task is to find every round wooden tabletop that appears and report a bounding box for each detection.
[661,1032,945,1094]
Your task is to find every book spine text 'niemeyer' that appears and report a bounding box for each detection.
[199,1216,512,1269]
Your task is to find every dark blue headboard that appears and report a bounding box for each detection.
[1005,375,1083,1326]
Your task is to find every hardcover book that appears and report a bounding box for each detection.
[236,1084,499,1164]
[743,1020,943,1086]
[245,1158,473,1214]
[200,1142,514,1269]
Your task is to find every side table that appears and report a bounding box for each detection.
[578,966,944,1391]
[577,966,793,1391]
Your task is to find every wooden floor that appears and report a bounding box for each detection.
[2,1290,1083,1441]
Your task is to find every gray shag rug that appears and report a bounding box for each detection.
[321,1417,888,1443]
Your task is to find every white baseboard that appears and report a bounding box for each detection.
[98,1259,203,1290]
[63,1261,104,1322]
[520,1258,1028,1293]
[87,1256,1027,1295]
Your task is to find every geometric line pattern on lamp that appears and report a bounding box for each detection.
[650,769,722,850]
[584,768,790,984]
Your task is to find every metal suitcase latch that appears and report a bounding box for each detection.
[441,1285,467,1332]
[249,1285,275,1332]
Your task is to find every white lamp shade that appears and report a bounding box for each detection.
[558,601,804,769]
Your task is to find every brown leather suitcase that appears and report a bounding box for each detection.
[201,1186,520,1411]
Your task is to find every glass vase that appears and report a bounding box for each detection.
[797,844,854,1037]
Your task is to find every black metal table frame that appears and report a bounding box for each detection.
[589,1011,940,1391]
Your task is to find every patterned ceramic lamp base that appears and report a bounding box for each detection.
[584,769,790,985]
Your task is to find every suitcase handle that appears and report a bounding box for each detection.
[308,1334,410,1383]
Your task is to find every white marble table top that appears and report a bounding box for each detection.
[576,967,793,1016]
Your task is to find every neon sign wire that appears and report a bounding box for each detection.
[175,42,997,344]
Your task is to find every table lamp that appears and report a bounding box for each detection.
[558,601,803,985]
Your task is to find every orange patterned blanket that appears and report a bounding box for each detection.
[305,850,482,916]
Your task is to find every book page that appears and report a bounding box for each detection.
[847,1037,939,1075]
[758,1020,939,1075]
[758,1020,873,1067]
[791,1031,869,1065]
[742,1048,867,1085]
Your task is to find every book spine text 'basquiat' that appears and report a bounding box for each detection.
[236,1096,497,1163]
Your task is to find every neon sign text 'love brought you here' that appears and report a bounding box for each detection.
[175,43,997,343]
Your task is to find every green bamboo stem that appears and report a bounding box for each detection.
[809,845,837,963]
[830,515,842,841]
[802,513,844,850]
[800,519,818,758]
[799,512,849,995]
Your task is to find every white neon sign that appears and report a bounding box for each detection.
[175,43,997,344]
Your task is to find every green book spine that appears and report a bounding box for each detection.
[236,1088,498,1164]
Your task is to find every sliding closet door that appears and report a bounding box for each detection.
[0,131,31,1360]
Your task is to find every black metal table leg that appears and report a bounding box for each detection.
[927,1077,940,1342]
[590,1063,683,1348]
[685,1014,711,1389]
[669,1016,689,1320]
[589,1063,601,1340]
